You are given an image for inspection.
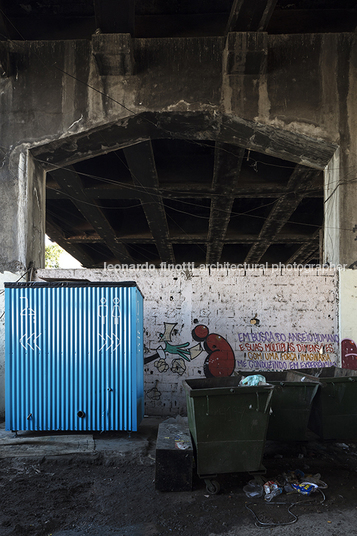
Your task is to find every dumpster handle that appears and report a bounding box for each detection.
[206,395,209,416]
[256,392,259,412]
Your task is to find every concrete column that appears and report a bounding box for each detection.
[324,35,357,268]
[0,148,45,272]
[324,150,341,266]
[338,153,357,268]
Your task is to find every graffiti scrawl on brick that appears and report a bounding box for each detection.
[192,324,235,378]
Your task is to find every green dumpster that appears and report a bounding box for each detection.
[295,367,357,440]
[182,376,274,493]
[253,371,319,441]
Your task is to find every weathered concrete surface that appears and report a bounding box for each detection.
[0,33,356,269]
[0,417,158,459]
[0,150,45,272]
[0,429,95,458]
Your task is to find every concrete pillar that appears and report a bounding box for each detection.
[325,151,357,269]
[324,34,357,268]
[0,148,44,419]
[324,150,341,266]
[0,148,45,272]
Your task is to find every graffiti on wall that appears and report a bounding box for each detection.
[144,322,202,376]
[146,380,162,400]
[144,322,235,378]
[236,331,338,371]
[191,325,235,377]
[341,339,357,369]
[144,323,340,379]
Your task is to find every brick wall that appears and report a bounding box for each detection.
[35,267,339,416]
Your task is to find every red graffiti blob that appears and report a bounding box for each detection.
[192,325,235,378]
[341,338,357,370]
[192,324,209,341]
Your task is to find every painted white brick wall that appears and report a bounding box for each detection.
[33,267,339,417]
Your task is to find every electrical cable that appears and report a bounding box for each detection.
[245,488,326,528]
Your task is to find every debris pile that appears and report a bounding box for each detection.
[244,470,328,527]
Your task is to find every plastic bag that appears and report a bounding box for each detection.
[243,480,264,498]
[291,482,318,495]
[240,375,267,386]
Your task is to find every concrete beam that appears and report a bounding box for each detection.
[224,32,268,75]
[46,218,95,267]
[0,42,11,77]
[226,0,277,32]
[285,230,321,265]
[49,166,134,264]
[124,141,175,264]
[92,33,134,76]
[93,0,135,35]
[244,166,321,264]
[206,143,244,264]
[47,180,322,201]
[65,232,314,246]
[32,112,337,171]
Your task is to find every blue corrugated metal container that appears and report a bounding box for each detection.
[5,281,144,432]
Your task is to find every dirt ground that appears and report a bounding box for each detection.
[1,425,357,536]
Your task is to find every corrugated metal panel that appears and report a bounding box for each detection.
[5,282,144,432]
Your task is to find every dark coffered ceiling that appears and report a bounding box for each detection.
[1,0,353,267]
[1,0,357,39]
[46,140,323,267]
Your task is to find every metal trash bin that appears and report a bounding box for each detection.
[182,376,274,493]
[254,371,319,441]
[295,367,357,440]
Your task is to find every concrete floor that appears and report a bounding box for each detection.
[0,416,162,460]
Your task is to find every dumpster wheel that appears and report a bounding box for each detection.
[204,479,220,495]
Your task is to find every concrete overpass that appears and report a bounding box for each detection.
[0,0,356,271]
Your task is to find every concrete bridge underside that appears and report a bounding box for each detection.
[0,1,356,271]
